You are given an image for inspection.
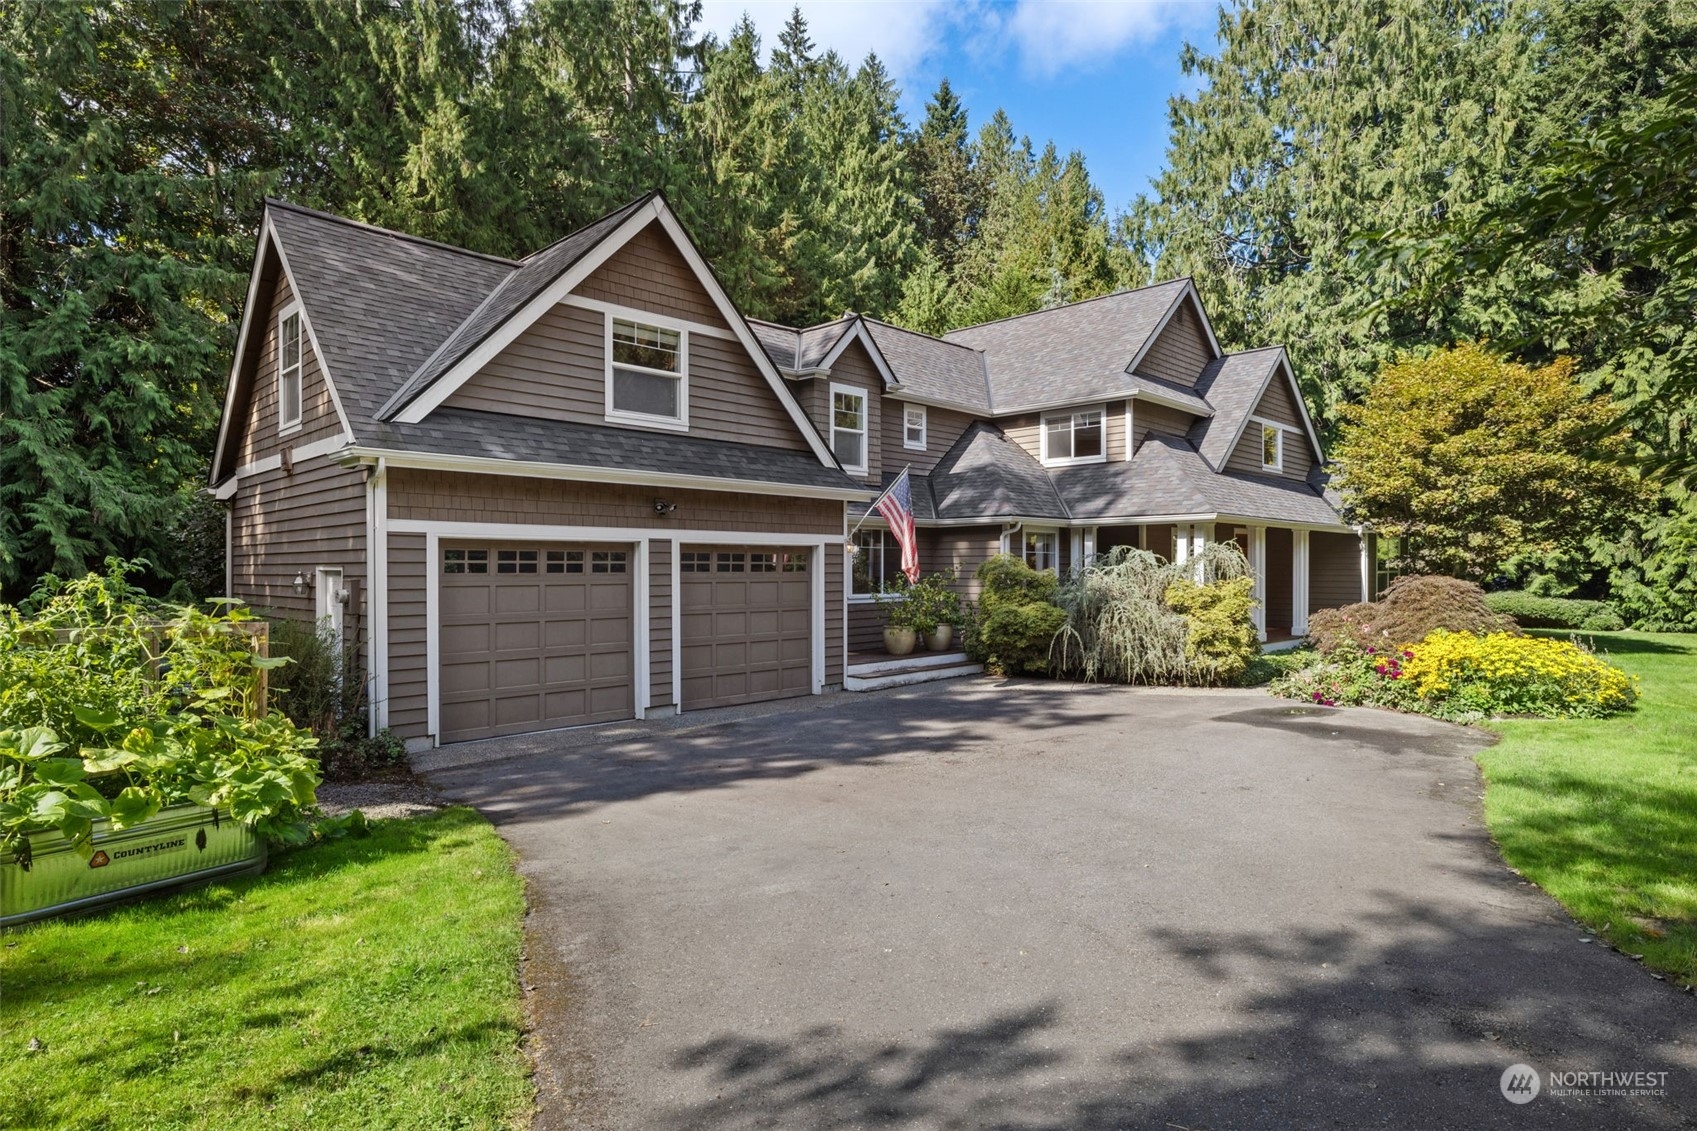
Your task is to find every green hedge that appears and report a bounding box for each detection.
[1484,590,1626,631]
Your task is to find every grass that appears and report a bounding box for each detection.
[0,807,531,1130]
[1477,631,1697,987]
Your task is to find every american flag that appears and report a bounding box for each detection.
[875,468,920,584]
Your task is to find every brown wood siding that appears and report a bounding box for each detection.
[1135,299,1213,386]
[827,340,884,483]
[444,301,806,451]
[239,273,344,465]
[388,469,841,534]
[1143,523,1175,561]
[925,526,1003,599]
[1309,531,1362,613]
[575,221,725,326]
[1105,400,1128,462]
[1226,376,1315,481]
[386,534,429,738]
[1131,402,1199,450]
[649,538,673,708]
[847,600,887,654]
[229,458,367,622]
[1265,527,1294,631]
[825,548,843,686]
[999,413,1042,463]
[878,399,977,475]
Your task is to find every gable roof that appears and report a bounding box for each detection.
[862,318,992,412]
[1187,347,1323,472]
[942,279,1194,412]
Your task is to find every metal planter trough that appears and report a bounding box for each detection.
[1,804,266,928]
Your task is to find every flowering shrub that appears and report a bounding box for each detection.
[1272,630,1638,721]
[1399,631,1638,719]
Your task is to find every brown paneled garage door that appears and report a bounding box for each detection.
[680,546,812,710]
[439,543,633,742]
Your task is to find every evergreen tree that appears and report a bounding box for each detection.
[907,78,983,274]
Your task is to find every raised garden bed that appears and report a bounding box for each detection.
[2,803,264,927]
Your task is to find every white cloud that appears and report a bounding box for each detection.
[694,0,958,82]
[991,0,1208,77]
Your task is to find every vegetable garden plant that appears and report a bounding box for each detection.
[0,564,324,862]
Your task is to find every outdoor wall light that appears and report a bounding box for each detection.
[652,499,678,515]
[291,572,308,596]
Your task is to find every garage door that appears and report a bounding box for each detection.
[679,546,812,709]
[439,543,633,742]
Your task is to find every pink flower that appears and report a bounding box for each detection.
[1365,646,1377,654]
[1312,692,1324,702]
[1403,650,1414,660]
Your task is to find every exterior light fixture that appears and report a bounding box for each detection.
[292,572,308,596]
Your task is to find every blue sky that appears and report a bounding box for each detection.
[695,1,1221,215]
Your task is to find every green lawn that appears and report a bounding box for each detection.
[1478,631,1697,987]
[1,807,531,1130]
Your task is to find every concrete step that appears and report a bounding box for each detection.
[843,661,984,692]
[845,650,970,677]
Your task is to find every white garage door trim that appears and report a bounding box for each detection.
[388,520,836,743]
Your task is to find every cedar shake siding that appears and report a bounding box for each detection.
[575,220,723,325]
[442,304,807,451]
[1309,532,1363,613]
[877,400,979,475]
[1134,299,1214,386]
[239,273,344,466]
[847,601,885,654]
[1226,376,1315,480]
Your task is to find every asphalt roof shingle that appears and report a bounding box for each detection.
[1188,347,1286,471]
[861,319,991,412]
[928,423,1069,521]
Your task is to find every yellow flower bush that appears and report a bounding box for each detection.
[1401,630,1638,718]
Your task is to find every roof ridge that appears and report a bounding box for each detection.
[859,315,984,354]
[944,277,1192,337]
[518,192,655,264]
[264,198,521,266]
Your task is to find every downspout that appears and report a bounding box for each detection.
[369,457,389,736]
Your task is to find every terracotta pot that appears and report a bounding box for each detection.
[922,624,954,652]
[883,626,917,656]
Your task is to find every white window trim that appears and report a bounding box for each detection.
[1039,405,1108,467]
[277,300,304,436]
[1023,527,1060,573]
[604,311,690,433]
[830,382,869,476]
[902,403,927,450]
[848,527,904,602]
[1252,415,1287,472]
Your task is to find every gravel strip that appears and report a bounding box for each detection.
[316,780,445,821]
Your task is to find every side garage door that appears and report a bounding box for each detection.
[679,546,811,710]
[439,543,633,742]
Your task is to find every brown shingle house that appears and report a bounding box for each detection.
[211,193,1363,748]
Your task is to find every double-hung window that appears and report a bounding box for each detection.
[831,384,868,474]
[852,529,900,595]
[1259,420,1284,472]
[278,305,303,433]
[1041,408,1104,466]
[607,316,687,428]
[903,404,927,450]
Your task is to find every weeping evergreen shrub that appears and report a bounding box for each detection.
[1052,544,1258,685]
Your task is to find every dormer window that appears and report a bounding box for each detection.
[1260,420,1284,471]
[831,384,868,475]
[277,305,303,433]
[903,404,927,450]
[1041,408,1105,466]
[607,316,688,430]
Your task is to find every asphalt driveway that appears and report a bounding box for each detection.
[429,681,1697,1130]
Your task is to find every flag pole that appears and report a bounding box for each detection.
[847,464,913,538]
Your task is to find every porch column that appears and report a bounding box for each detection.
[1069,529,1084,574]
[1249,526,1267,642]
[1083,526,1097,566]
[1292,529,1310,637]
[1173,524,1191,566]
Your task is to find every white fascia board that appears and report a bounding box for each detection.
[393,203,659,424]
[1125,279,1225,378]
[818,319,898,390]
[337,446,874,502]
[1127,388,1214,417]
[209,223,273,484]
[267,216,357,444]
[1212,512,1353,534]
[1276,351,1327,464]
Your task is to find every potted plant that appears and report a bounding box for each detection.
[907,572,963,652]
[878,590,918,656]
